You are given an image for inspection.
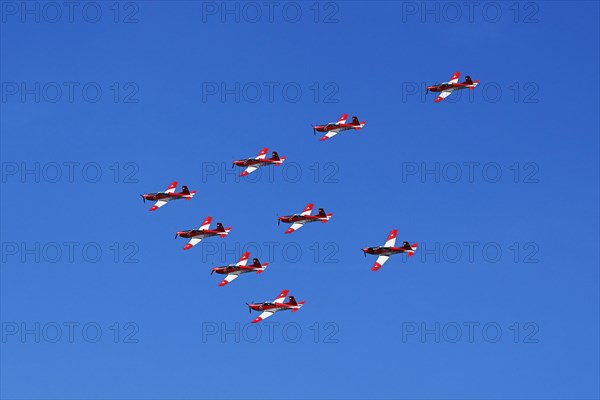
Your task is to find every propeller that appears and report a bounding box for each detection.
[210,269,214,275]
[246,303,252,313]
[311,124,317,135]
[140,195,145,203]
[174,233,179,239]
[362,249,367,257]
[426,88,429,95]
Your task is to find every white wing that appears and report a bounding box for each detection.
[199,217,212,231]
[236,253,250,267]
[241,166,259,176]
[165,182,178,194]
[300,204,314,216]
[149,200,168,211]
[218,274,239,286]
[183,237,202,250]
[256,148,269,160]
[336,114,348,124]
[371,255,390,271]
[449,72,460,84]
[384,230,398,248]
[320,129,342,141]
[284,222,304,234]
[435,90,454,103]
[274,289,289,303]
[252,311,274,323]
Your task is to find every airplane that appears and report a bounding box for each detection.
[140,181,196,211]
[211,252,268,286]
[426,72,479,103]
[232,148,286,176]
[312,114,366,141]
[246,289,304,323]
[362,229,418,271]
[277,203,333,234]
[175,216,231,250]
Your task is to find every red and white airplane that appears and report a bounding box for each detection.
[362,229,418,271]
[232,148,286,176]
[426,72,479,103]
[247,289,304,323]
[211,252,268,286]
[140,181,196,211]
[277,203,333,234]
[312,114,366,141]
[175,216,231,250]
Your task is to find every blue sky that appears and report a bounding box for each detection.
[1,1,599,399]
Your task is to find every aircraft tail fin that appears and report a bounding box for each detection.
[292,300,304,311]
[465,76,473,85]
[288,296,298,306]
[219,226,231,238]
[181,186,191,195]
[253,258,269,274]
[271,151,280,161]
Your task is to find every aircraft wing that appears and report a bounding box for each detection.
[337,114,348,124]
[371,255,390,271]
[236,252,250,266]
[149,200,168,211]
[300,203,314,216]
[284,222,304,234]
[165,181,178,194]
[240,166,259,176]
[384,229,398,248]
[256,148,269,160]
[183,237,202,250]
[319,129,342,141]
[199,216,212,230]
[252,311,274,323]
[449,71,460,84]
[218,274,239,286]
[434,90,454,103]
[274,289,289,303]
